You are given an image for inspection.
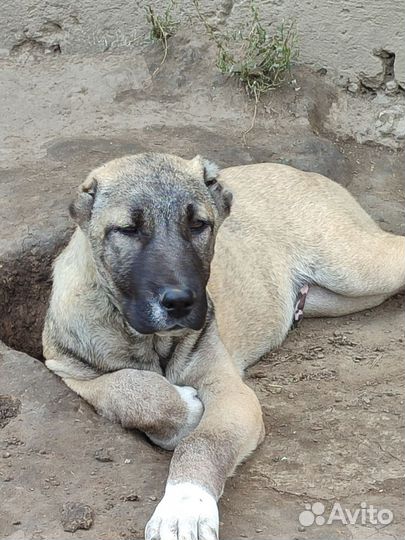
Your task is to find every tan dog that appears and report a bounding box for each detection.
[43,153,405,540]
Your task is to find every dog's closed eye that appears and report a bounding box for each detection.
[189,219,210,233]
[106,225,140,237]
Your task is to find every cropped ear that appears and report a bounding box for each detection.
[189,155,233,219]
[69,175,98,228]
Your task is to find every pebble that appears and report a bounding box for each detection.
[148,495,157,501]
[2,452,11,459]
[347,82,359,93]
[298,525,306,532]
[61,502,94,533]
[120,494,140,502]
[94,448,113,463]
[385,80,398,92]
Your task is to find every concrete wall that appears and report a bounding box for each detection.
[2,0,405,88]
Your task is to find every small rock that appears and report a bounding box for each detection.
[124,458,132,464]
[148,496,157,501]
[45,476,60,487]
[94,448,113,463]
[120,494,140,502]
[298,525,306,532]
[250,371,267,379]
[4,437,23,447]
[288,392,294,399]
[385,80,398,93]
[2,452,11,458]
[347,82,359,93]
[61,502,94,533]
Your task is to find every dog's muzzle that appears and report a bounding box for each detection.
[123,289,207,335]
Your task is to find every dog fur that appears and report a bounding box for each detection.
[43,153,405,540]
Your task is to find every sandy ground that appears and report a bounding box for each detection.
[0,33,404,539]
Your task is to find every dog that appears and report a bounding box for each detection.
[43,153,405,540]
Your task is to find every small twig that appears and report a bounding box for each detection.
[146,3,178,78]
[374,440,402,462]
[242,91,259,145]
[151,31,169,78]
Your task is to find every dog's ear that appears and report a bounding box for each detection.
[69,176,98,228]
[190,155,233,218]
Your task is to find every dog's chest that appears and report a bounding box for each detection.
[115,333,177,375]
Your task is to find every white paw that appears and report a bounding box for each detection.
[45,359,71,379]
[175,385,204,428]
[148,386,204,451]
[145,483,218,540]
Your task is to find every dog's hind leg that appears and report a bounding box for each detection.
[304,286,392,317]
[311,230,405,299]
[46,361,203,450]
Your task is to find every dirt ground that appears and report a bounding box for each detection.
[0,33,404,539]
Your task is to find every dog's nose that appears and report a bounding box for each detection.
[160,288,195,317]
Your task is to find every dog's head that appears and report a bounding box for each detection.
[70,153,232,335]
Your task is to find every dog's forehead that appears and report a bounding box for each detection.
[93,153,203,188]
[90,153,213,224]
[95,154,209,206]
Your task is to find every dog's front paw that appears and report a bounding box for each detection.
[175,385,204,429]
[147,386,204,451]
[145,483,218,540]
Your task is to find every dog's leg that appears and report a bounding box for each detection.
[313,231,405,298]
[145,334,264,540]
[304,285,391,317]
[46,360,203,450]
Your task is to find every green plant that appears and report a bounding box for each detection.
[146,1,179,74]
[194,0,298,137]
